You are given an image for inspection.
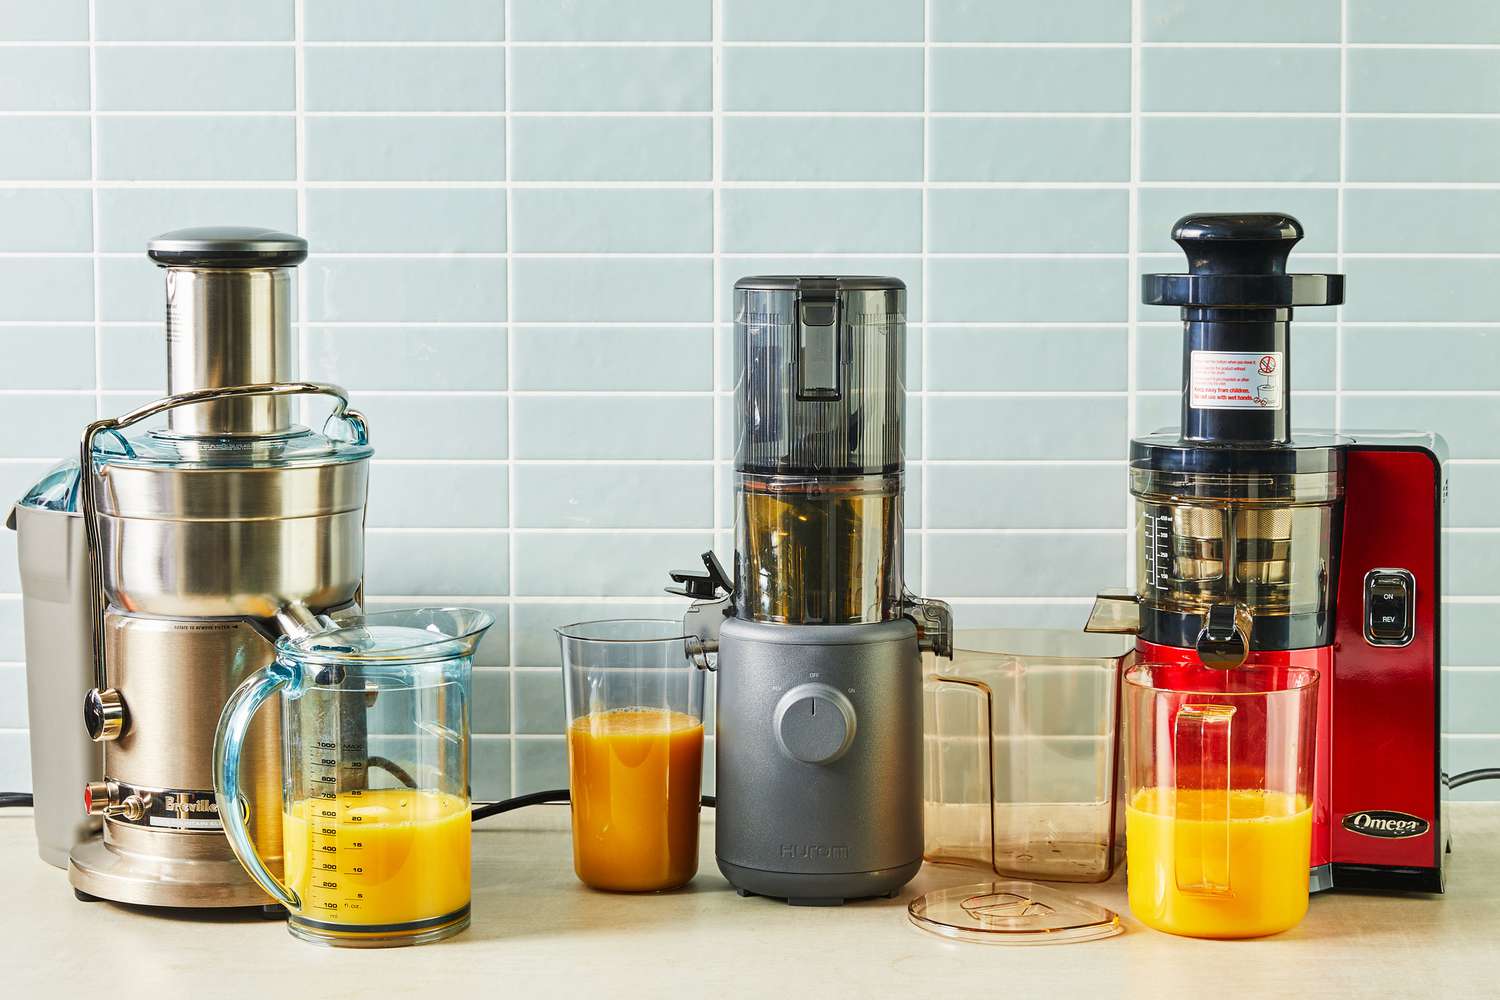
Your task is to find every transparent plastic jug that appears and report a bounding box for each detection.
[214,608,491,947]
[923,630,1132,883]
[1123,662,1318,939]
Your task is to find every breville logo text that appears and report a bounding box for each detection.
[1342,809,1429,839]
[780,843,850,861]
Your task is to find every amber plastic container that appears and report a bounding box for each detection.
[923,629,1133,883]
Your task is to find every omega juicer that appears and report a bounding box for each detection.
[670,276,951,905]
[1089,214,1448,893]
[15,228,374,907]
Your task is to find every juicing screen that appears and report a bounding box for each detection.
[1126,787,1311,938]
[283,788,470,930]
[567,707,704,892]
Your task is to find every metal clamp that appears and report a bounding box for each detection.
[78,381,366,693]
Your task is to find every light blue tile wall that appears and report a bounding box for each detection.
[0,0,1496,799]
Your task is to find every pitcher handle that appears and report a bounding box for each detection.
[923,673,996,871]
[1172,702,1236,896]
[213,661,299,911]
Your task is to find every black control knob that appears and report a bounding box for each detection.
[84,688,128,742]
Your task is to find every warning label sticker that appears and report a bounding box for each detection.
[1189,351,1284,411]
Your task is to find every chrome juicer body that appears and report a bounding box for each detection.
[17,228,375,907]
[672,277,950,905]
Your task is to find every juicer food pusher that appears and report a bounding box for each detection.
[670,276,951,906]
[1088,213,1448,894]
[10,227,375,908]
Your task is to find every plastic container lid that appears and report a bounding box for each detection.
[93,423,371,471]
[16,459,82,513]
[907,881,1122,945]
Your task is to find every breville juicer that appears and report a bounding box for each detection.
[1089,213,1448,893]
[12,227,374,907]
[670,276,951,905]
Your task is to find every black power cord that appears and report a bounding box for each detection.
[0,793,33,808]
[471,789,716,822]
[1447,768,1500,790]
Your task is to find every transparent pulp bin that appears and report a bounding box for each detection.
[923,630,1133,883]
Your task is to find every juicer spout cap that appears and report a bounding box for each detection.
[1143,213,1343,308]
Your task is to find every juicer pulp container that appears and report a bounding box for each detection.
[923,629,1133,883]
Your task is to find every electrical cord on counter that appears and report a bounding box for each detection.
[1447,768,1500,790]
[0,793,33,808]
[471,789,716,822]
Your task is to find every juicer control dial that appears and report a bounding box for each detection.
[773,684,856,766]
[84,688,128,742]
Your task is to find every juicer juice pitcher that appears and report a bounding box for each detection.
[214,608,491,947]
[1124,662,1318,939]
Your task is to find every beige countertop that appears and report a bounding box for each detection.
[1,805,1496,999]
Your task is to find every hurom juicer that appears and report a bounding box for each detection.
[1089,214,1448,893]
[670,276,951,905]
[11,228,374,907]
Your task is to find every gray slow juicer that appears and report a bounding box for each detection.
[672,276,951,905]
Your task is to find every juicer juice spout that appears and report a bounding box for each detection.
[904,593,953,659]
[1195,603,1254,669]
[1086,592,1142,635]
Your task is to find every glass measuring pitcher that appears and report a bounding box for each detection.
[214,608,492,947]
[1124,662,1318,939]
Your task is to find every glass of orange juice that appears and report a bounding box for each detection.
[557,619,708,892]
[1123,662,1318,939]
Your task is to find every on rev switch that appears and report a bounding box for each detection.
[1364,569,1415,647]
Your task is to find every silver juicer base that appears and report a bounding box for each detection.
[69,834,275,909]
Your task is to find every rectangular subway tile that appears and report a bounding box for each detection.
[305,47,504,112]
[511,600,684,666]
[1448,535,1500,597]
[514,737,568,795]
[0,328,95,389]
[98,116,295,181]
[1447,671,1500,732]
[1342,328,1500,392]
[304,258,506,322]
[470,737,511,801]
[97,188,297,253]
[723,116,924,182]
[511,116,709,181]
[514,0,709,40]
[512,463,713,529]
[931,0,1131,42]
[365,531,508,597]
[1141,117,1339,182]
[97,0,293,40]
[512,531,715,597]
[99,326,162,391]
[0,117,90,179]
[1137,188,1338,253]
[510,258,711,322]
[925,464,1127,529]
[514,670,566,735]
[1142,48,1338,113]
[513,396,713,460]
[510,326,712,392]
[510,189,711,253]
[721,189,922,253]
[1348,0,1500,43]
[1342,396,1500,460]
[1443,736,1500,802]
[0,188,91,251]
[0,664,25,728]
[1345,190,1500,254]
[305,0,504,41]
[931,48,1130,113]
[472,669,512,735]
[303,327,506,391]
[511,46,710,112]
[0,394,98,457]
[0,734,29,794]
[0,0,87,40]
[1350,50,1500,114]
[928,259,1128,323]
[98,257,162,321]
[926,328,1128,392]
[305,189,505,252]
[1448,466,1500,529]
[927,533,1128,597]
[723,47,923,112]
[306,117,506,181]
[347,394,507,460]
[96,47,293,111]
[928,189,1128,253]
[367,463,507,529]
[927,397,1128,461]
[1444,603,1500,666]
[1142,0,1340,42]
[1342,259,1500,324]
[724,0,921,41]
[0,259,93,321]
[0,47,88,111]
[929,118,1131,182]
[1347,119,1500,183]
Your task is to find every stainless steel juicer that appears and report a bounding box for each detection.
[11,227,374,907]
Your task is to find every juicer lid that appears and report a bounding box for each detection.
[908,881,1122,945]
[147,226,308,268]
[1132,429,1346,477]
[733,275,904,292]
[1142,213,1343,308]
[90,423,372,471]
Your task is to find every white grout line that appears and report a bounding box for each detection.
[1124,0,1142,590]
[1336,0,1349,433]
[920,0,932,600]
[710,0,724,552]
[15,39,1500,50]
[503,0,519,798]
[86,0,101,418]
[294,0,308,397]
